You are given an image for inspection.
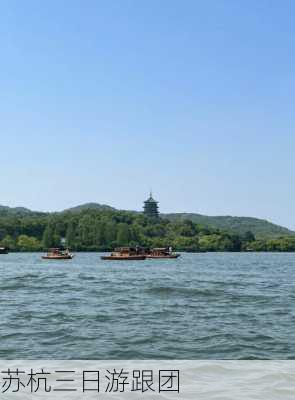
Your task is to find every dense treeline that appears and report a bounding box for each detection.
[0,208,294,252]
[0,209,246,252]
[246,237,295,252]
[164,213,294,239]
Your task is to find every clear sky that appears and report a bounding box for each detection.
[1,0,295,228]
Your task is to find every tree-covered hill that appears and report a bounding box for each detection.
[63,203,116,213]
[161,213,294,239]
[0,206,295,252]
[62,203,295,239]
[0,205,39,216]
[0,203,294,252]
[0,208,248,252]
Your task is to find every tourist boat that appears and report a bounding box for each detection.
[42,248,74,260]
[146,247,180,259]
[101,247,146,261]
[0,247,8,254]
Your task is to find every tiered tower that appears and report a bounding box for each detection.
[143,192,159,218]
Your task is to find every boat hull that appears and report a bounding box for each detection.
[146,254,180,259]
[0,249,8,254]
[101,255,146,261]
[42,255,74,260]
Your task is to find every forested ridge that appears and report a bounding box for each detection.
[162,213,294,239]
[0,207,295,252]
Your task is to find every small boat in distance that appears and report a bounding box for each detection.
[101,247,146,261]
[146,247,180,259]
[0,247,8,254]
[42,248,74,260]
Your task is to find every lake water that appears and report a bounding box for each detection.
[0,252,295,359]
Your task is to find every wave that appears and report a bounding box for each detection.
[145,286,225,298]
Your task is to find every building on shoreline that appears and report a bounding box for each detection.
[143,192,159,218]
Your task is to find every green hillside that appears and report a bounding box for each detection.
[0,205,42,216]
[0,207,247,252]
[63,203,115,213]
[65,204,295,239]
[0,203,294,241]
[162,213,294,239]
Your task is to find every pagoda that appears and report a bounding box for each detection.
[143,192,159,218]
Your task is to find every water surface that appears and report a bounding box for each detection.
[0,252,294,359]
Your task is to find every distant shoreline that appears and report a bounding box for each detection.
[1,207,295,253]
[4,250,295,254]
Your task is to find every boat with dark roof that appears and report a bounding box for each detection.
[42,248,74,260]
[101,247,146,260]
[146,247,180,259]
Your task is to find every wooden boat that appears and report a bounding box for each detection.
[102,255,146,260]
[146,247,180,259]
[42,248,74,260]
[101,247,146,261]
[0,247,8,254]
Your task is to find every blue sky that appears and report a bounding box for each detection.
[1,0,295,228]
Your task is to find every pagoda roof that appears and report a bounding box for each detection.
[144,191,158,203]
[145,196,157,203]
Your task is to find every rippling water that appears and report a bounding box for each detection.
[0,252,294,359]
